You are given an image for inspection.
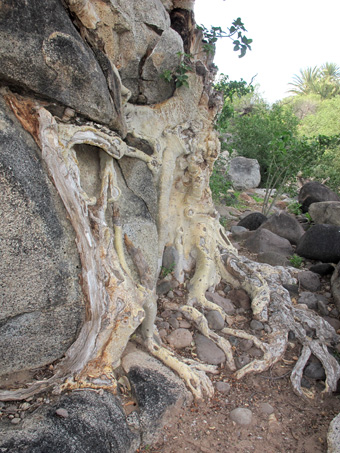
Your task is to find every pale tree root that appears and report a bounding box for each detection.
[221,254,340,398]
[134,335,217,400]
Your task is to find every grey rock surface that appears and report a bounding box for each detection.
[257,251,290,267]
[244,229,293,257]
[259,212,305,245]
[0,95,84,378]
[309,201,340,226]
[194,333,226,365]
[227,157,261,190]
[206,292,235,314]
[0,0,117,126]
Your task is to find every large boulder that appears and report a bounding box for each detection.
[237,212,268,231]
[227,157,261,190]
[259,212,305,245]
[0,94,84,382]
[298,182,340,213]
[296,224,340,263]
[0,391,140,453]
[309,201,340,226]
[244,229,294,257]
[0,0,121,129]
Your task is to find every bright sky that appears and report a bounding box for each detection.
[194,0,340,103]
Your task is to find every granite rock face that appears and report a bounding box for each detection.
[0,94,84,380]
[0,391,140,453]
[0,0,120,128]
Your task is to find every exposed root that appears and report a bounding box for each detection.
[144,337,216,400]
[180,305,236,371]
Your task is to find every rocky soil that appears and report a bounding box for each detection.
[137,189,340,452]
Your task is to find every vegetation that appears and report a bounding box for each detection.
[289,254,304,269]
[211,63,340,209]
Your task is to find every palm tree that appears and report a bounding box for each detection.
[289,63,340,99]
[288,66,320,96]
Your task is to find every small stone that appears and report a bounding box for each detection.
[263,324,272,333]
[227,289,251,309]
[166,328,193,349]
[239,339,253,352]
[56,408,69,418]
[235,355,251,369]
[259,402,274,415]
[20,402,30,411]
[250,320,264,331]
[179,319,191,328]
[304,361,326,380]
[298,292,319,310]
[168,317,179,329]
[167,291,174,299]
[195,334,226,365]
[160,309,172,319]
[324,316,340,331]
[298,271,321,292]
[248,347,262,358]
[215,381,231,394]
[205,292,235,314]
[318,300,329,316]
[230,408,253,426]
[206,310,225,330]
[11,418,21,425]
[158,328,168,339]
[301,377,311,388]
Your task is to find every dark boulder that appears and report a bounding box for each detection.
[298,182,340,213]
[296,224,340,263]
[237,212,267,231]
[0,391,140,453]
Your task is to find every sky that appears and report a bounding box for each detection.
[194,0,340,103]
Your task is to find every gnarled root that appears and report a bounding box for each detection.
[144,337,217,400]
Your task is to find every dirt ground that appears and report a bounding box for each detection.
[138,359,340,453]
[136,195,340,453]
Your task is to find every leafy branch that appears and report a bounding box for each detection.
[160,52,194,88]
[197,18,252,58]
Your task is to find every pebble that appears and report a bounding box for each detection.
[227,289,251,310]
[158,328,168,339]
[166,328,193,349]
[168,317,179,329]
[250,320,263,331]
[55,408,69,418]
[239,339,253,352]
[235,355,251,369]
[298,292,318,310]
[206,310,225,330]
[324,316,340,331]
[229,408,253,426]
[20,402,30,411]
[215,381,231,394]
[179,319,191,328]
[11,418,21,425]
[205,292,235,314]
[298,271,321,292]
[167,291,174,299]
[259,402,274,415]
[317,300,329,316]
